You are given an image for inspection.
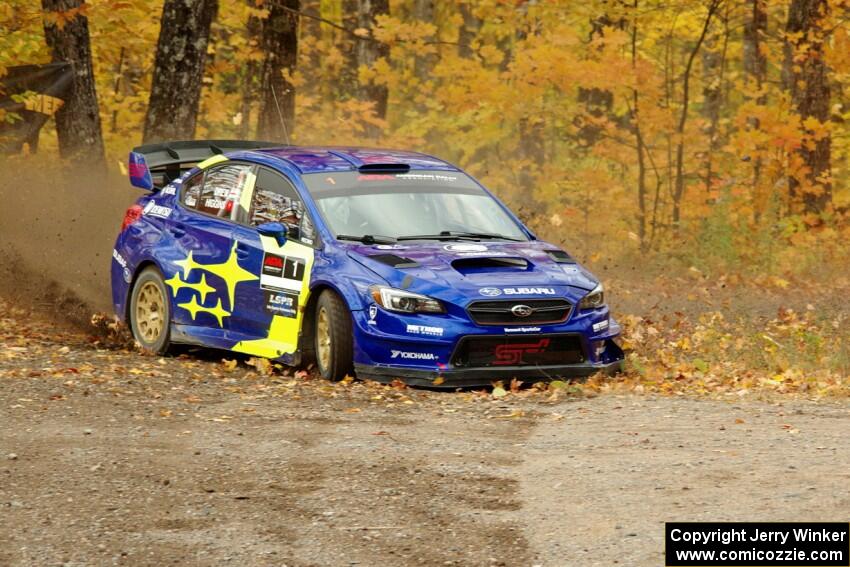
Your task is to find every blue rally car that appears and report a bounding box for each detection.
[112,140,623,387]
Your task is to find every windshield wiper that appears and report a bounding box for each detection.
[336,234,398,244]
[396,231,522,242]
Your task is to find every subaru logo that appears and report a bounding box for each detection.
[511,304,534,318]
[479,287,502,297]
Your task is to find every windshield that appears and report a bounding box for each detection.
[302,170,528,241]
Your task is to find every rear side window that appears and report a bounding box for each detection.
[182,172,203,208]
[196,164,253,220]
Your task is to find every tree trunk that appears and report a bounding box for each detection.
[412,0,435,78]
[671,0,721,227]
[744,0,768,206]
[257,0,299,142]
[744,0,767,99]
[785,0,831,215]
[239,4,263,139]
[701,6,729,200]
[631,0,648,251]
[577,1,626,146]
[41,0,104,164]
[457,2,480,58]
[143,0,218,143]
[343,0,389,130]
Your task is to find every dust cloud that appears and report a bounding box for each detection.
[0,159,138,328]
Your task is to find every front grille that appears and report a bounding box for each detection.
[467,299,572,325]
[451,334,585,368]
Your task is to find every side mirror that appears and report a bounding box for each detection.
[257,221,287,246]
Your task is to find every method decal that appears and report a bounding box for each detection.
[406,324,443,337]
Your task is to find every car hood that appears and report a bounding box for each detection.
[344,240,599,304]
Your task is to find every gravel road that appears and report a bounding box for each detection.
[2,303,849,567]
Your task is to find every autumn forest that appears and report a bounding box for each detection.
[0,0,847,256]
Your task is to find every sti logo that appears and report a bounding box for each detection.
[493,339,551,366]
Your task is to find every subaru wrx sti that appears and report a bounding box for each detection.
[112,140,623,387]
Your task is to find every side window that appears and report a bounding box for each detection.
[182,172,203,209]
[197,164,253,220]
[250,168,316,245]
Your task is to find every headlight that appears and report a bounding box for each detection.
[579,283,605,310]
[370,285,445,314]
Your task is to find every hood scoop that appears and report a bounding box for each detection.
[368,253,420,269]
[546,249,575,264]
[451,256,531,275]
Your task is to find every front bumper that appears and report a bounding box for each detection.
[355,356,623,389]
[350,301,624,388]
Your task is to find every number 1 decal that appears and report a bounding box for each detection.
[260,252,306,292]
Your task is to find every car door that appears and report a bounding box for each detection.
[229,166,318,359]
[166,163,257,341]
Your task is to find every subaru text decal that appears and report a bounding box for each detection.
[504,287,555,295]
[479,287,557,296]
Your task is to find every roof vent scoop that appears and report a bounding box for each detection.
[358,163,411,173]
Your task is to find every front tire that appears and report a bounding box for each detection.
[314,290,354,381]
[129,266,171,354]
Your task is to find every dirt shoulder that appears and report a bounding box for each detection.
[2,304,850,566]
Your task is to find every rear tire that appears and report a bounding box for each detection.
[129,266,172,354]
[314,290,354,381]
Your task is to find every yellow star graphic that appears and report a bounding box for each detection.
[164,272,188,296]
[165,272,216,303]
[195,274,215,303]
[178,295,230,327]
[196,243,258,309]
[178,294,205,320]
[204,297,230,327]
[173,251,201,280]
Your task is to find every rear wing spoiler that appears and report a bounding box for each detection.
[128,139,280,191]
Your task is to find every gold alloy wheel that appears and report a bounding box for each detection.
[317,307,331,371]
[135,281,165,344]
